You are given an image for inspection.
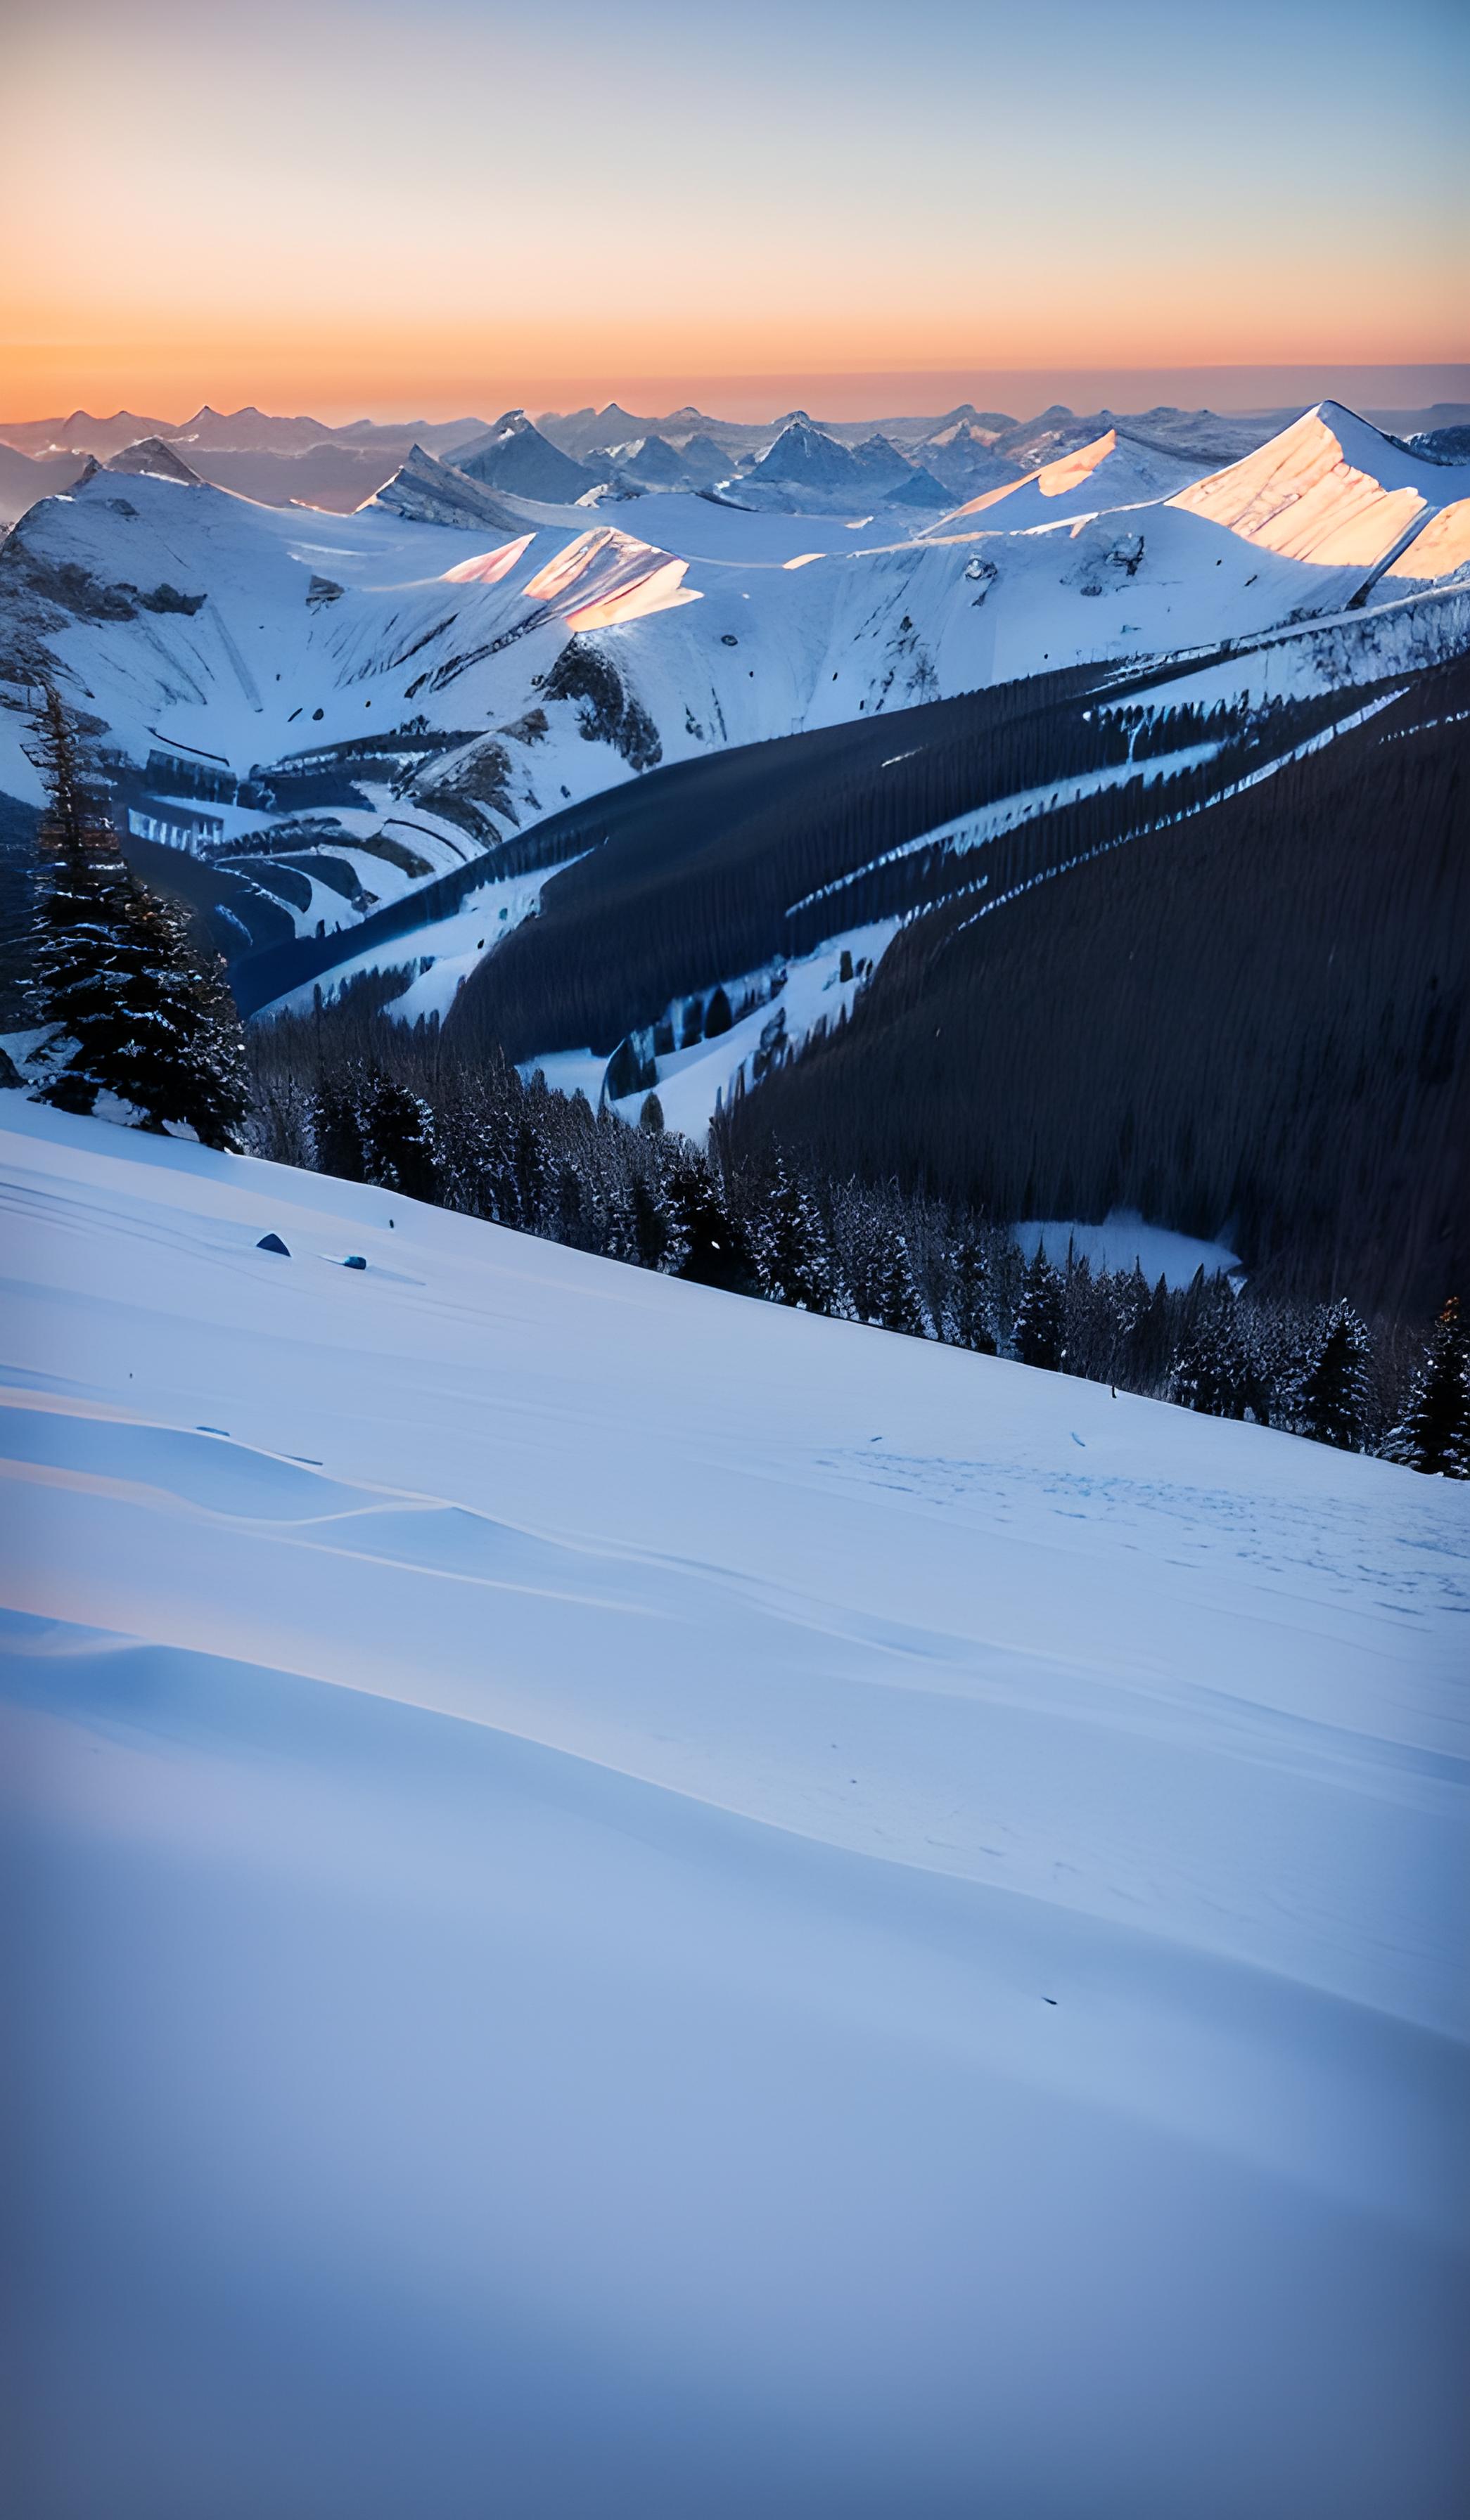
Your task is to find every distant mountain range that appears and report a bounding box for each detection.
[2,398,1466,1306]
[6,394,1470,528]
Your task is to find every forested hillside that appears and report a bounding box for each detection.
[447,662,1364,1070]
[726,661,1470,1316]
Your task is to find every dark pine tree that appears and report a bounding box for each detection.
[629,1166,672,1272]
[1120,1269,1173,1392]
[102,878,250,1148]
[1013,1246,1065,1370]
[27,685,135,1114]
[311,1072,369,1180]
[514,1112,549,1232]
[946,1231,997,1354]
[1388,1298,1469,1477]
[1298,1301,1372,1451]
[767,1157,840,1315]
[663,1143,753,1292]
[359,1071,439,1201]
[1172,1300,1246,1418]
[28,688,248,1148]
[873,1220,927,1337]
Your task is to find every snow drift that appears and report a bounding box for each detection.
[1,1096,1466,2517]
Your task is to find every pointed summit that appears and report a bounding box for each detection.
[365,444,528,532]
[749,416,860,491]
[448,412,599,504]
[107,437,204,486]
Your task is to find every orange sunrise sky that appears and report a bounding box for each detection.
[3,0,1465,423]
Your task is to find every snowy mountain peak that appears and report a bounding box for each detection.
[449,413,599,504]
[366,442,529,532]
[750,418,859,489]
[1169,401,1470,574]
[107,436,205,486]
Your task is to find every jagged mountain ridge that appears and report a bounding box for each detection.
[1,404,1466,1097]
[4,397,1445,525]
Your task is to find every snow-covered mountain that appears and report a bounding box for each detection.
[747,413,866,493]
[601,432,693,489]
[449,409,603,503]
[106,436,206,487]
[0,408,179,460]
[2,1094,1464,2516]
[1,401,1466,1119]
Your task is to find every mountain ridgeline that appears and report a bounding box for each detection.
[3,396,1469,1324]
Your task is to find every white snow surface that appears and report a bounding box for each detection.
[1014,1213,1243,1287]
[525,920,899,1134]
[1,1099,1466,2518]
[6,406,1468,845]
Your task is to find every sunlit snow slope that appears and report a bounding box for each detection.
[2,1098,1466,2520]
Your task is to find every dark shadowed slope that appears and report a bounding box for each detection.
[725,663,1470,1316]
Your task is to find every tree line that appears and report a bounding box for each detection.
[13,688,1467,1478]
[243,995,1465,1474]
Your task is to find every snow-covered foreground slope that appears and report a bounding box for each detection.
[2,1099,1466,2518]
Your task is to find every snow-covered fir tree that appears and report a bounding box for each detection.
[359,1072,439,1202]
[1298,1301,1373,1451]
[27,689,248,1150]
[1171,1292,1248,1418]
[26,675,249,1149]
[872,1220,927,1337]
[310,1073,369,1181]
[1386,1298,1469,1477]
[944,1230,997,1354]
[1013,1246,1065,1370]
[765,1156,841,1315]
[662,1142,750,1290]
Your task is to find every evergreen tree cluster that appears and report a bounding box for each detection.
[244,997,1467,1477]
[23,688,249,1148]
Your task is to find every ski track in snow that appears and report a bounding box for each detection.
[1,1097,1467,2518]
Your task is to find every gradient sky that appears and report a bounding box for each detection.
[4,0,1466,423]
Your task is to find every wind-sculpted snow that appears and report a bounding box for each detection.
[1,1099,1466,2516]
[1390,496,1470,581]
[1168,402,1470,572]
[933,425,1204,530]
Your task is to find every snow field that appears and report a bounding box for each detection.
[1,1098,1466,2516]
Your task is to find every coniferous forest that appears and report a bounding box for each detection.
[724,655,1470,1320]
[9,684,1469,1477]
[240,994,1466,1475]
